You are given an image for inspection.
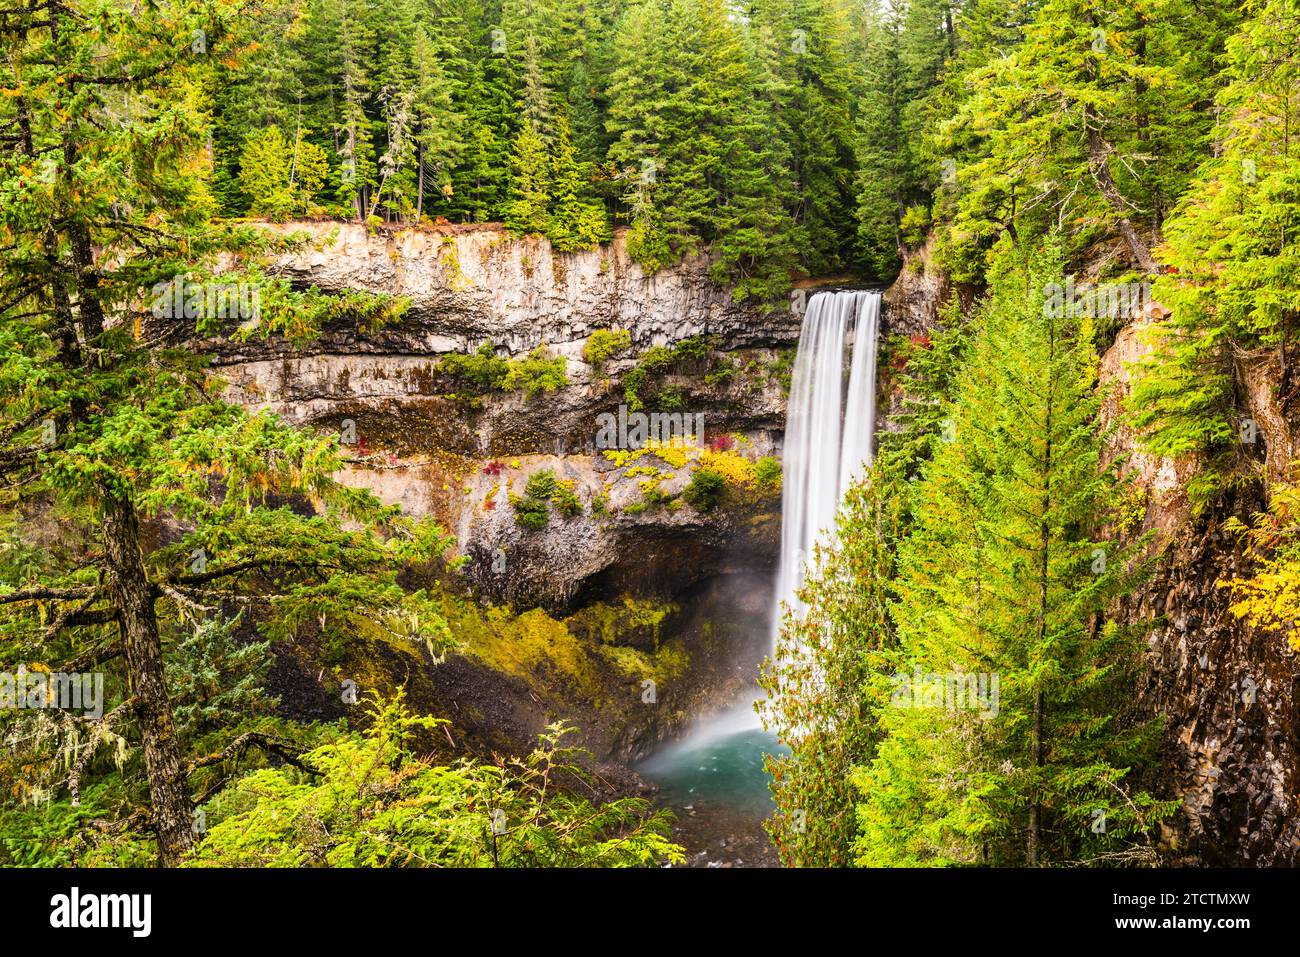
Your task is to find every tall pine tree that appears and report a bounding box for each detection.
[854,246,1175,866]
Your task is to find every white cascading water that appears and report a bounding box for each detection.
[637,289,880,777]
[771,290,881,647]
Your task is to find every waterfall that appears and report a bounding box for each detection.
[772,290,881,647]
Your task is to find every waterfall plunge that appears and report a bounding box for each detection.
[640,291,880,752]
[635,291,880,826]
[772,290,881,648]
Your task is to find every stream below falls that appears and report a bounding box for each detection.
[637,692,788,867]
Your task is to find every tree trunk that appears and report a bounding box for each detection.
[1029,689,1043,866]
[1086,123,1158,273]
[417,147,425,222]
[1030,313,1056,867]
[41,4,193,868]
[102,494,194,866]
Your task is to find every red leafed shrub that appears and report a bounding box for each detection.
[910,333,932,349]
[707,434,735,452]
[483,496,496,511]
[484,460,504,476]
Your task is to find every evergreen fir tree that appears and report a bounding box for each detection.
[549,114,611,250]
[854,246,1176,866]
[1130,0,1300,506]
[855,3,907,278]
[505,120,553,234]
[410,26,465,220]
[0,0,451,866]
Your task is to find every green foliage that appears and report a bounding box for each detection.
[929,0,1234,282]
[239,126,330,220]
[547,113,611,251]
[766,347,796,394]
[439,341,511,390]
[4,0,1289,874]
[753,455,782,490]
[620,336,715,411]
[511,468,574,529]
[758,473,896,866]
[899,205,932,248]
[512,496,551,530]
[682,468,726,511]
[606,0,800,298]
[875,303,973,505]
[501,347,570,397]
[0,784,155,867]
[1223,481,1300,653]
[190,693,684,866]
[584,328,632,372]
[440,342,569,397]
[505,121,554,235]
[552,479,583,516]
[1128,0,1300,507]
[852,248,1175,866]
[0,0,454,865]
[525,468,560,501]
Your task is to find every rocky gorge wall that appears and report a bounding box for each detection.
[1100,324,1300,866]
[206,223,806,604]
[196,222,909,764]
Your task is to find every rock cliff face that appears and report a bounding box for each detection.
[1100,323,1299,866]
[881,235,950,338]
[205,222,808,762]
[239,220,802,354]
[208,223,795,606]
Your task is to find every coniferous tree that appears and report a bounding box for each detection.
[0,0,452,866]
[853,246,1175,866]
[935,0,1233,281]
[607,0,798,297]
[410,26,465,220]
[1130,0,1300,506]
[549,114,610,250]
[518,33,556,143]
[855,3,908,277]
[758,475,897,867]
[505,120,553,234]
[750,0,862,275]
[446,12,519,221]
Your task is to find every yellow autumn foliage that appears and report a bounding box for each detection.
[698,448,756,486]
[1222,479,1300,652]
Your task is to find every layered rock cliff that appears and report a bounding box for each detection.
[200,222,816,762]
